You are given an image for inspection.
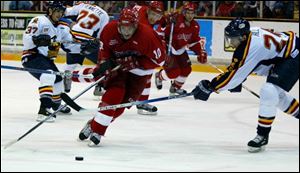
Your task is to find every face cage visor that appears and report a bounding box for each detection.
[118,23,137,40]
[224,34,243,48]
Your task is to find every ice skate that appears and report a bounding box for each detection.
[52,104,72,115]
[63,70,72,93]
[155,71,163,90]
[137,103,158,115]
[88,132,102,147]
[247,134,269,153]
[36,107,56,122]
[169,84,187,96]
[93,84,105,100]
[78,120,92,141]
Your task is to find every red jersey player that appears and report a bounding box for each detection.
[75,8,166,146]
[133,1,165,115]
[155,2,207,95]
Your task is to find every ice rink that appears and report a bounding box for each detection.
[1,60,299,172]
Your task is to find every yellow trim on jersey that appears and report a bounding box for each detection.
[52,95,61,99]
[215,33,252,90]
[71,30,94,40]
[287,100,299,114]
[239,32,252,67]
[258,119,274,124]
[283,31,294,58]
[58,21,69,26]
[215,69,237,90]
[39,86,53,93]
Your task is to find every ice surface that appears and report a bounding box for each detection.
[1,60,299,172]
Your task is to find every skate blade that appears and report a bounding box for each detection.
[137,109,157,116]
[36,115,56,123]
[248,146,266,153]
[88,142,101,147]
[169,92,178,96]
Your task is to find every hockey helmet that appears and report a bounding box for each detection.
[48,1,66,12]
[225,17,250,37]
[119,8,139,26]
[118,8,139,40]
[149,1,164,14]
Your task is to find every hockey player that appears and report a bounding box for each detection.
[74,8,166,146]
[21,1,72,122]
[61,1,109,96]
[133,1,165,115]
[192,17,299,153]
[155,2,207,95]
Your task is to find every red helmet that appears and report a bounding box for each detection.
[183,2,197,11]
[119,8,139,26]
[149,1,164,14]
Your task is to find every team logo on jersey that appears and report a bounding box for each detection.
[239,23,245,29]
[179,23,185,28]
[42,26,50,34]
[109,39,118,46]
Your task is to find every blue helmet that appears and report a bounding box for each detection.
[225,17,250,37]
[48,1,66,12]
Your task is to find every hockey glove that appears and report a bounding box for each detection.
[80,39,100,55]
[197,50,207,64]
[32,34,51,47]
[48,42,61,60]
[192,80,213,101]
[165,11,179,25]
[92,59,117,78]
[229,84,242,93]
[115,56,139,72]
[163,55,174,68]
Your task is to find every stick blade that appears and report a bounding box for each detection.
[3,139,18,149]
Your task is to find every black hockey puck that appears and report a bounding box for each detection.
[75,156,84,161]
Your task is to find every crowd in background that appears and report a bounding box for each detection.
[2,1,299,20]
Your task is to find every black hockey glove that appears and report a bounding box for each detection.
[229,84,242,93]
[32,34,51,47]
[92,59,117,78]
[80,39,100,55]
[192,80,213,101]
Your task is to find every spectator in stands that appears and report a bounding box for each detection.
[272,1,285,19]
[294,1,299,19]
[244,1,258,17]
[197,1,213,16]
[216,1,236,17]
[97,1,112,12]
[109,1,124,14]
[9,1,32,10]
[31,1,48,11]
[282,1,294,19]
[263,2,273,18]
[231,1,245,17]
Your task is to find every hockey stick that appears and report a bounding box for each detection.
[1,65,93,79]
[3,65,120,149]
[207,62,260,98]
[167,1,177,56]
[62,91,193,113]
[60,40,84,45]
